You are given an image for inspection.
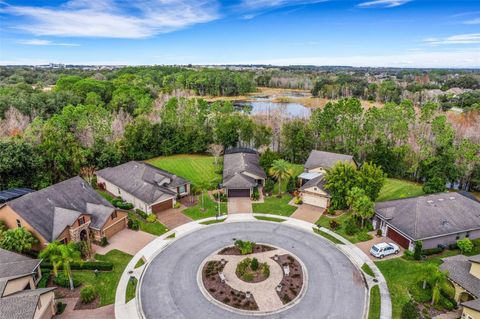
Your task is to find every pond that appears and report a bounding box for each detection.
[235,100,311,118]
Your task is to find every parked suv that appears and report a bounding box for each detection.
[370,242,400,259]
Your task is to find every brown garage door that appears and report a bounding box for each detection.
[104,218,126,238]
[387,227,410,249]
[228,189,250,197]
[151,199,173,213]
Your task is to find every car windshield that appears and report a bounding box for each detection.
[372,246,379,252]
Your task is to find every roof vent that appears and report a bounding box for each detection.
[449,196,455,200]
[441,220,448,226]
[427,200,434,204]
[438,198,444,202]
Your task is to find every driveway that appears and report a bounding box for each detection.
[156,208,192,230]
[54,298,114,319]
[291,204,325,223]
[93,229,156,256]
[355,233,405,261]
[227,197,253,214]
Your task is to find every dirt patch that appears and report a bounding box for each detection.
[74,296,99,310]
[202,261,259,311]
[53,285,81,299]
[218,244,275,256]
[272,254,304,305]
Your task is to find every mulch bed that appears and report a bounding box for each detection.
[74,296,99,310]
[202,261,259,311]
[49,278,99,310]
[272,254,304,304]
[218,244,275,256]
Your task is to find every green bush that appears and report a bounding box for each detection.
[457,238,474,254]
[413,241,423,260]
[135,209,148,219]
[56,302,66,315]
[37,269,51,288]
[262,262,270,277]
[100,237,108,247]
[112,198,134,210]
[294,196,303,205]
[422,247,444,256]
[53,273,81,288]
[213,192,228,202]
[400,299,419,319]
[146,214,157,223]
[329,220,340,230]
[251,258,259,271]
[80,285,97,304]
[236,258,251,277]
[127,218,139,230]
[251,187,260,201]
[376,229,382,236]
[356,232,373,242]
[344,216,359,236]
[286,177,296,193]
[264,179,275,193]
[234,240,255,255]
[42,261,113,271]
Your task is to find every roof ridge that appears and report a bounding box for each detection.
[413,197,420,239]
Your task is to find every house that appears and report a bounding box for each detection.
[0,188,34,204]
[373,192,480,251]
[0,248,56,319]
[299,150,357,208]
[0,176,127,249]
[222,148,266,197]
[440,254,480,319]
[96,161,190,214]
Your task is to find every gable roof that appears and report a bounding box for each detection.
[300,174,330,196]
[375,192,480,241]
[0,249,40,280]
[440,254,480,298]
[96,161,188,205]
[463,299,480,312]
[304,150,356,170]
[7,176,115,242]
[0,287,56,319]
[223,150,266,189]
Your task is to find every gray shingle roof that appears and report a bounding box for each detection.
[0,287,56,319]
[440,254,480,298]
[304,150,356,170]
[223,151,266,189]
[7,176,115,242]
[0,188,34,204]
[300,174,330,196]
[463,299,480,312]
[375,192,480,240]
[96,161,188,205]
[0,249,40,280]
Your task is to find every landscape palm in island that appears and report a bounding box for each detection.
[0,0,479,318]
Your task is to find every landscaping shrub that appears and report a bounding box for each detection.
[376,229,382,236]
[286,177,296,193]
[100,236,109,247]
[53,273,81,288]
[56,302,66,315]
[329,220,340,230]
[251,187,260,201]
[135,209,148,219]
[74,241,89,259]
[42,261,113,271]
[127,218,139,230]
[236,258,251,277]
[251,258,259,271]
[294,196,303,205]
[401,299,419,319]
[356,232,373,242]
[234,240,255,255]
[344,216,359,236]
[261,262,270,277]
[80,285,97,304]
[213,192,228,202]
[37,269,50,288]
[264,179,275,194]
[413,241,423,260]
[457,238,474,254]
[112,198,134,210]
[174,202,182,208]
[422,247,444,256]
[146,214,157,223]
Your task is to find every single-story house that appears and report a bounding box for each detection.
[222,148,266,197]
[440,254,480,319]
[0,248,56,319]
[96,161,190,214]
[299,150,357,208]
[0,176,127,249]
[373,192,480,251]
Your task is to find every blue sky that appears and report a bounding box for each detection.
[0,0,479,67]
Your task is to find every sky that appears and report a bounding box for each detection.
[0,0,479,67]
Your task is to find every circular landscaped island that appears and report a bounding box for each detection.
[199,241,305,314]
[138,222,367,319]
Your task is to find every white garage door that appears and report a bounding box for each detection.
[303,194,328,208]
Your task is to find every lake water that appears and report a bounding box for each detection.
[235,100,311,118]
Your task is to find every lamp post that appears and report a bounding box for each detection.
[217,183,223,220]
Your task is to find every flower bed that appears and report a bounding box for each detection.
[272,254,304,304]
[235,258,270,283]
[218,243,274,256]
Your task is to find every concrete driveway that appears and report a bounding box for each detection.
[355,233,405,261]
[156,208,192,230]
[227,197,253,214]
[93,229,156,256]
[291,204,325,223]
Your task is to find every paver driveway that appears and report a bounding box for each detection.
[355,233,405,261]
[291,204,325,223]
[93,229,156,255]
[156,208,192,229]
[227,198,253,214]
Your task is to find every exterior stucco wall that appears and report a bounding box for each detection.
[470,263,480,279]
[0,205,48,249]
[463,306,480,319]
[422,229,480,250]
[95,210,128,239]
[3,276,35,296]
[34,291,56,319]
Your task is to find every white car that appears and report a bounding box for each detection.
[370,242,400,259]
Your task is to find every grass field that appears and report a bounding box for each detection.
[146,154,221,189]
[128,212,169,235]
[254,216,285,222]
[73,250,132,306]
[252,194,297,216]
[316,213,372,244]
[368,285,381,319]
[377,178,425,202]
[313,227,344,245]
[183,194,227,220]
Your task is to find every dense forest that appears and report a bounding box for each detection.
[0,66,479,193]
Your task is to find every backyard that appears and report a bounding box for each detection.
[377,178,425,202]
[146,154,221,189]
[183,194,227,220]
[252,194,298,216]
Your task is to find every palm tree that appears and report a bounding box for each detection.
[269,159,293,195]
[425,265,449,305]
[40,241,82,290]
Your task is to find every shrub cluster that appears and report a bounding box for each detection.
[80,285,97,304]
[251,187,260,201]
[112,198,134,210]
[128,218,140,230]
[135,209,148,219]
[53,273,81,288]
[146,214,157,223]
[42,261,114,271]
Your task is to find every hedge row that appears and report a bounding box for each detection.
[41,261,113,271]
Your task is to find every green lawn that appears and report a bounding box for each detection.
[362,263,375,277]
[313,227,344,245]
[252,194,297,216]
[254,216,285,222]
[315,213,372,244]
[200,218,226,225]
[73,250,132,307]
[368,285,381,319]
[146,154,221,189]
[377,178,425,202]
[128,212,169,235]
[183,194,227,220]
[97,190,115,203]
[272,163,304,193]
[125,277,137,303]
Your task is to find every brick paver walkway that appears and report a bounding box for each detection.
[291,204,324,223]
[54,298,114,319]
[156,208,193,229]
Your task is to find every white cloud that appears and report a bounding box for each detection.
[241,0,327,9]
[2,0,219,38]
[422,33,480,45]
[357,0,411,8]
[464,18,480,25]
[17,39,79,46]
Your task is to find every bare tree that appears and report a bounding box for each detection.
[0,107,30,138]
[208,144,224,165]
[111,109,133,141]
[80,166,96,186]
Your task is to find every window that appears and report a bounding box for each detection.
[466,232,470,238]
[16,219,22,228]
[111,211,117,220]
[178,185,186,194]
[456,234,460,240]
[118,188,121,195]
[78,216,86,225]
[60,238,68,244]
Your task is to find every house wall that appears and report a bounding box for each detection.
[168,183,190,197]
[95,210,128,240]
[242,172,265,185]
[471,263,480,279]
[97,176,151,213]
[302,186,329,196]
[3,276,35,296]
[0,205,48,249]
[422,229,480,250]
[34,291,56,319]
[463,306,480,319]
